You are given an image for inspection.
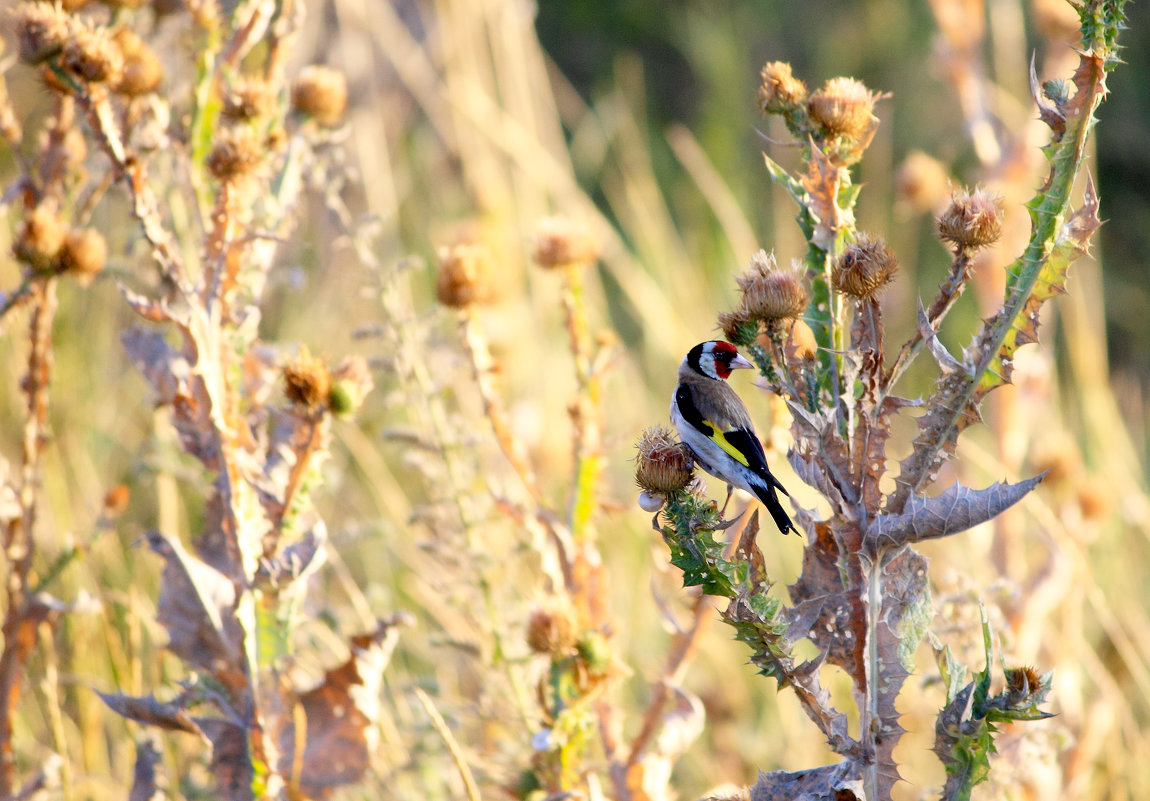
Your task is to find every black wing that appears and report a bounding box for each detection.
[721,427,789,496]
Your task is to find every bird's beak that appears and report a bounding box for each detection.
[730,353,755,371]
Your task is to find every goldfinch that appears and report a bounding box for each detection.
[670,341,796,535]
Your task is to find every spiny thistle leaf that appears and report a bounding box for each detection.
[786,520,865,686]
[749,761,864,801]
[275,618,402,799]
[865,474,1045,553]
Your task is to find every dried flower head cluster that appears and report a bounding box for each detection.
[634,425,693,495]
[435,243,494,308]
[832,234,899,300]
[531,216,598,270]
[292,65,348,126]
[937,187,1005,251]
[723,251,809,339]
[12,202,107,283]
[12,3,164,99]
[206,127,263,183]
[808,77,879,142]
[758,61,807,114]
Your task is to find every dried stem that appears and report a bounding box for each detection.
[0,279,59,798]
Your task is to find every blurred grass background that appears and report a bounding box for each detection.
[2,0,1149,798]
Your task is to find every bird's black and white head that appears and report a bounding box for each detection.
[683,341,755,381]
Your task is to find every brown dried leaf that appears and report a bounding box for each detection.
[632,687,706,801]
[866,475,1044,552]
[800,141,844,252]
[749,761,864,801]
[1029,54,1066,138]
[277,618,403,799]
[785,520,865,687]
[123,327,221,470]
[98,691,201,734]
[145,531,245,689]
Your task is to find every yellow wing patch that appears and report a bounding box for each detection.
[705,421,751,467]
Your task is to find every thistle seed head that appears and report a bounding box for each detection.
[936,187,1005,251]
[292,65,347,126]
[531,216,598,270]
[526,604,578,655]
[13,202,66,271]
[832,234,899,299]
[808,77,877,141]
[206,127,263,182]
[113,29,162,96]
[12,3,69,65]
[59,227,107,285]
[435,243,494,308]
[758,60,806,114]
[735,250,809,323]
[283,347,332,412]
[895,151,950,213]
[62,23,124,85]
[634,426,693,494]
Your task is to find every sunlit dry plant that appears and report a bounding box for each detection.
[640,3,1124,800]
[0,2,388,799]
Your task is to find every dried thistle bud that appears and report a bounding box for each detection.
[291,65,347,126]
[716,307,758,347]
[222,78,275,122]
[435,243,494,308]
[283,347,332,412]
[832,234,899,299]
[113,29,162,96]
[206,127,262,182]
[936,187,1004,251]
[735,250,809,323]
[895,151,950,213]
[62,24,124,85]
[328,354,373,417]
[788,318,818,361]
[531,216,598,270]
[526,604,577,655]
[13,202,66,271]
[808,77,877,141]
[12,3,70,65]
[59,227,107,285]
[634,425,693,494]
[1004,665,1043,706]
[758,60,806,114]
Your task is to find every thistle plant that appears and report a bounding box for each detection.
[638,2,1125,799]
[1,2,389,799]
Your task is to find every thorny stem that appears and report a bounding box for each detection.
[0,280,58,798]
[883,251,973,394]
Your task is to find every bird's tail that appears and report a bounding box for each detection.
[753,482,797,536]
